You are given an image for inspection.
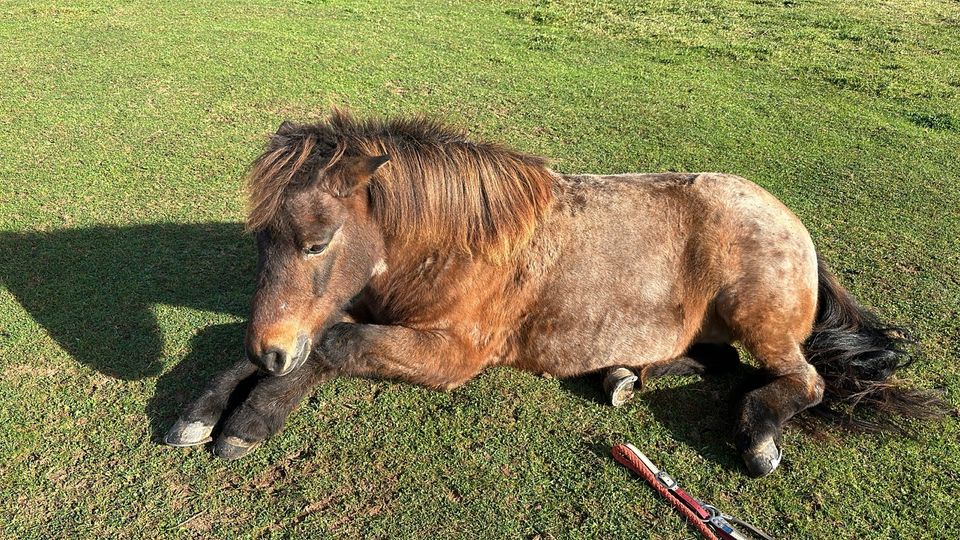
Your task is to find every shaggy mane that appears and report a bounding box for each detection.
[246,109,556,260]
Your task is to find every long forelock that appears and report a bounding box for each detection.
[246,110,557,260]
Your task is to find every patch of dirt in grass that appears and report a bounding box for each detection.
[3,363,59,378]
[177,511,212,533]
[240,449,324,492]
[272,490,351,533]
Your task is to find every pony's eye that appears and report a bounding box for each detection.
[304,243,328,256]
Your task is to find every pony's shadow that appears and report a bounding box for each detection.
[560,368,767,470]
[3,223,769,468]
[0,223,254,440]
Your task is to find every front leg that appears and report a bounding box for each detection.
[322,322,487,390]
[213,323,485,459]
[214,351,334,459]
[165,358,259,447]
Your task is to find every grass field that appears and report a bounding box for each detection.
[1,0,959,538]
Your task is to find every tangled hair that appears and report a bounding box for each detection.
[803,258,951,433]
[246,108,556,260]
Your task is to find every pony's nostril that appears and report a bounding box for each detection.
[260,348,287,374]
[261,351,275,369]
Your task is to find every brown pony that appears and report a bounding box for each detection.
[166,109,943,476]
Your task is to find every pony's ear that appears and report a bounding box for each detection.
[330,154,390,197]
[269,120,298,150]
[276,120,297,134]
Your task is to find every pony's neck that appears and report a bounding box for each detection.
[357,138,557,263]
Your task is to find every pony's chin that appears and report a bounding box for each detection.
[269,364,297,377]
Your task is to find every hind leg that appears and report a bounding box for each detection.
[723,277,824,476]
[723,285,824,476]
[602,343,741,406]
[734,343,824,476]
[716,215,824,475]
[641,343,741,383]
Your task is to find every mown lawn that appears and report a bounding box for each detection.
[1,0,958,538]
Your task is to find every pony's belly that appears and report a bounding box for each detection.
[511,298,690,377]
[508,172,723,377]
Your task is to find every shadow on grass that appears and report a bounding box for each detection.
[561,367,769,471]
[2,223,771,470]
[0,222,254,440]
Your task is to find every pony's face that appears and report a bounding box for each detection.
[245,153,389,376]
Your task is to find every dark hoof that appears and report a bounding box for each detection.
[741,437,783,477]
[214,436,261,460]
[165,419,214,447]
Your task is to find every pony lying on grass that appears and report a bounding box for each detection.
[167,109,945,476]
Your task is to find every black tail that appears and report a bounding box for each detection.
[803,257,950,433]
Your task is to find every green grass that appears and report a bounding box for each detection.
[1,0,958,537]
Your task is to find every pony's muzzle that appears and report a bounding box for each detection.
[250,333,310,376]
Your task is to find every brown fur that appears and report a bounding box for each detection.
[170,110,945,474]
